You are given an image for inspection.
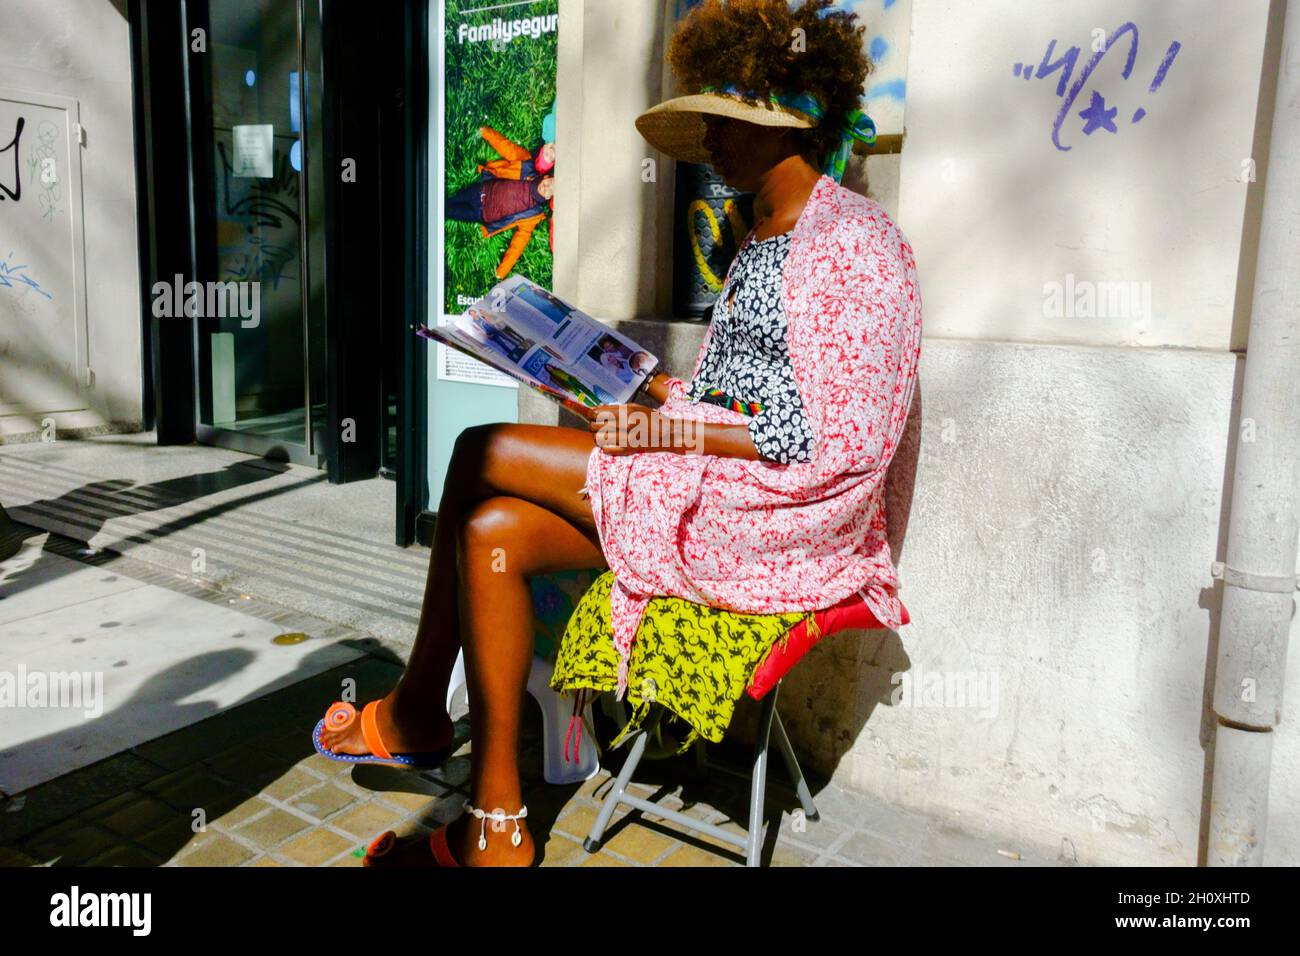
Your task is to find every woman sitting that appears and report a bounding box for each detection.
[314,0,922,867]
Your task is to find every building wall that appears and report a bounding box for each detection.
[532,0,1300,865]
[0,0,142,441]
[900,0,1269,351]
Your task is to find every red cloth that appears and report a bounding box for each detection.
[747,594,910,700]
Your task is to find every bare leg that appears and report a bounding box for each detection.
[447,493,606,864]
[318,424,602,755]
[339,424,607,866]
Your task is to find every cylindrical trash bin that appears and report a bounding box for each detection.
[672,161,754,319]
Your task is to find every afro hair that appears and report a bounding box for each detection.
[666,0,875,160]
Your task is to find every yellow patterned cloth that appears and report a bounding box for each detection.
[550,570,811,751]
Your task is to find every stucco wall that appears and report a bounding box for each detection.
[899,0,1271,351]
[779,340,1297,867]
[0,0,142,439]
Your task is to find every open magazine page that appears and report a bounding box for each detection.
[431,275,659,410]
[417,322,604,420]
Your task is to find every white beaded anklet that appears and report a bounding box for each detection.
[463,800,529,850]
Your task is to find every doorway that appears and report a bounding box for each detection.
[186,0,326,466]
[132,0,429,541]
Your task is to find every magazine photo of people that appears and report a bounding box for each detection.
[463,308,535,364]
[520,352,612,409]
[588,335,655,385]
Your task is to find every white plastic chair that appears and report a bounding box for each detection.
[446,648,601,785]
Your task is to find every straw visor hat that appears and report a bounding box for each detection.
[635,88,820,165]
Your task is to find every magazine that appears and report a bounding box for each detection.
[417,275,660,418]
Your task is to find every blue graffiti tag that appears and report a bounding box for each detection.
[1014,22,1181,152]
[0,251,53,299]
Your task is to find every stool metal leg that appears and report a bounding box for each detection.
[583,726,649,852]
[746,684,780,867]
[772,711,819,822]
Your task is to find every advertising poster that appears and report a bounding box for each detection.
[439,0,558,385]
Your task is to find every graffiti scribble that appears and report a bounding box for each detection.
[1,117,24,201]
[0,251,54,299]
[1014,23,1182,152]
[223,234,298,290]
[26,121,62,222]
[216,140,300,228]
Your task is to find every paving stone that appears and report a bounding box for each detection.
[0,846,37,866]
[924,820,1059,866]
[328,802,408,840]
[349,763,452,798]
[175,833,256,867]
[373,790,437,813]
[289,783,358,821]
[537,833,588,867]
[299,753,356,777]
[836,829,928,866]
[771,809,847,851]
[417,795,469,828]
[552,804,604,842]
[21,820,120,866]
[690,818,751,853]
[513,781,572,825]
[576,772,614,803]
[660,843,738,867]
[85,844,165,867]
[260,767,320,802]
[0,753,166,845]
[251,730,316,765]
[233,808,312,849]
[95,795,179,839]
[769,839,820,867]
[579,851,631,866]
[425,755,471,788]
[136,816,216,861]
[136,721,243,771]
[323,772,377,799]
[213,795,276,829]
[82,790,142,821]
[206,748,293,789]
[278,827,355,866]
[250,856,284,867]
[144,766,248,816]
[600,817,680,863]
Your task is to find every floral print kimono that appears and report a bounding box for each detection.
[584,172,923,699]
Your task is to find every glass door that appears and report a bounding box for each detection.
[189,0,326,466]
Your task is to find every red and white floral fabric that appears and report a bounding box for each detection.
[585,173,923,698]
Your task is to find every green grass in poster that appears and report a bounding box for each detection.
[443,0,557,312]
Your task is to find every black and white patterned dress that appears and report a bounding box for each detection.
[687,231,816,464]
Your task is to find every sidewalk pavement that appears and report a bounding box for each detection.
[0,436,1071,867]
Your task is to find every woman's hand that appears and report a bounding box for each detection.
[588,403,683,455]
[588,404,764,460]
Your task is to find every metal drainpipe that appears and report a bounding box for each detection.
[1207,0,1300,867]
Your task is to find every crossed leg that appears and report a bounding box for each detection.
[318,422,607,865]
